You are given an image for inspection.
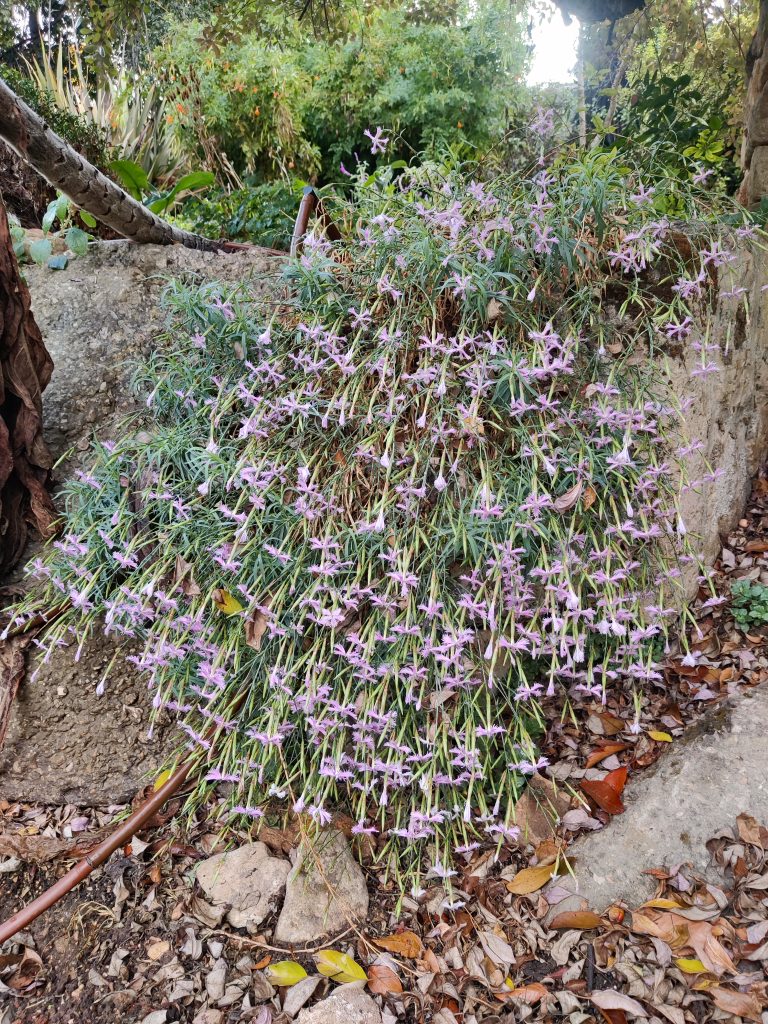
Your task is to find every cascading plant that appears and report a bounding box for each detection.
[10,123,755,897]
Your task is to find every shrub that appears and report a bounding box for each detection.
[0,63,110,169]
[178,181,301,250]
[157,20,319,180]
[14,140,748,891]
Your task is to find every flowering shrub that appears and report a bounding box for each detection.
[13,136,753,891]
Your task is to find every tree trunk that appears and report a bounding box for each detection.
[0,75,223,251]
[0,193,57,573]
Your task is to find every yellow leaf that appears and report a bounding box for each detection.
[505,862,557,895]
[675,958,708,975]
[153,769,173,792]
[314,949,367,984]
[642,898,683,909]
[265,961,307,986]
[648,730,673,742]
[211,588,244,615]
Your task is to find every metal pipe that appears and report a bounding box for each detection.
[0,757,193,945]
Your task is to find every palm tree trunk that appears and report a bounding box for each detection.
[0,75,223,251]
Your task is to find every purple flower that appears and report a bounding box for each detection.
[363,126,390,155]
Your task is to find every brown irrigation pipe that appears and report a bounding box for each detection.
[0,757,193,945]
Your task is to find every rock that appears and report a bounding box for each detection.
[546,686,768,917]
[283,974,321,1017]
[295,985,381,1024]
[274,830,369,946]
[195,842,290,933]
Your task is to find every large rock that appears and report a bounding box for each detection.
[295,986,381,1024]
[195,842,290,932]
[274,831,369,946]
[546,685,768,915]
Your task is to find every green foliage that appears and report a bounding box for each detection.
[110,158,215,213]
[15,193,94,270]
[0,63,110,169]
[178,181,302,249]
[299,1,527,177]
[731,579,768,631]
[158,19,319,180]
[610,72,736,189]
[154,0,527,181]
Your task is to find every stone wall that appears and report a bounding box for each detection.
[739,0,768,207]
[672,240,768,581]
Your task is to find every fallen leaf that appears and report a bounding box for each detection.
[506,862,558,895]
[580,778,625,815]
[265,960,307,987]
[367,964,403,995]
[709,986,763,1021]
[674,957,707,974]
[586,743,630,769]
[211,588,244,615]
[373,930,424,958]
[737,813,768,847]
[745,540,768,553]
[314,949,367,984]
[245,602,271,650]
[550,910,603,929]
[590,989,648,1017]
[501,981,548,1004]
[146,940,170,961]
[282,975,320,1015]
[681,918,737,976]
[648,730,673,742]
[554,480,583,513]
[583,484,597,510]
[603,765,628,796]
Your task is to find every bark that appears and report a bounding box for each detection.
[0,194,57,574]
[0,75,223,251]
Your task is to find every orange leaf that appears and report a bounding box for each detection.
[367,964,403,995]
[504,982,549,1004]
[586,743,630,769]
[550,910,603,930]
[604,765,628,796]
[580,778,625,815]
[506,862,558,895]
[582,484,597,510]
[373,930,424,958]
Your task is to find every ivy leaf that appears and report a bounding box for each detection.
[47,253,69,270]
[314,949,367,983]
[28,238,53,265]
[79,210,98,229]
[65,227,90,256]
